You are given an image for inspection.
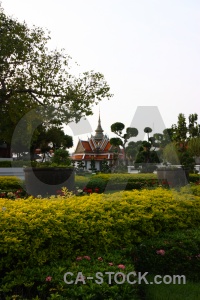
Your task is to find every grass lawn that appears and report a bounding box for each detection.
[140,276,200,300]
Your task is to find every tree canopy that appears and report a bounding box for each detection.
[0,5,112,120]
[0,4,112,156]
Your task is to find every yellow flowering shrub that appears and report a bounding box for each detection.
[0,188,200,271]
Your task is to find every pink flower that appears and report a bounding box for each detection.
[76,256,82,261]
[98,257,103,261]
[45,276,52,281]
[108,262,114,266]
[118,264,125,269]
[156,249,165,256]
[83,255,91,260]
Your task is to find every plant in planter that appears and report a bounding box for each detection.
[24,149,75,197]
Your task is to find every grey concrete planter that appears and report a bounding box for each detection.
[24,167,75,197]
[157,168,189,187]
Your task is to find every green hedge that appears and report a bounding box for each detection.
[76,173,200,192]
[180,184,200,196]
[1,189,200,269]
[76,173,158,192]
[0,160,33,167]
[0,176,23,190]
[1,188,200,298]
[132,228,200,281]
[188,173,200,183]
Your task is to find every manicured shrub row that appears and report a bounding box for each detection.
[0,160,32,167]
[180,184,200,197]
[1,188,200,299]
[77,173,158,192]
[0,176,23,190]
[188,173,200,183]
[1,189,200,271]
[76,173,200,192]
[132,228,200,281]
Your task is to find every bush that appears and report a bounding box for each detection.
[180,184,200,196]
[76,173,200,192]
[0,249,139,300]
[0,176,23,190]
[0,160,33,167]
[132,228,200,281]
[86,177,107,192]
[188,173,200,183]
[51,149,71,166]
[1,188,200,298]
[84,173,158,191]
[1,189,200,270]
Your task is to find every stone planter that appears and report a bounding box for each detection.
[24,167,75,197]
[157,168,189,187]
[194,156,200,164]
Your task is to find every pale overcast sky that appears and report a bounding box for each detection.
[1,0,200,151]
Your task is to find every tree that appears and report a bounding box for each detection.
[161,128,174,147]
[134,127,161,172]
[163,143,180,165]
[51,149,71,166]
[144,127,152,141]
[188,138,200,158]
[101,159,111,173]
[134,140,160,173]
[30,125,73,161]
[171,113,188,147]
[0,5,112,156]
[110,122,138,166]
[125,141,143,164]
[188,114,200,139]
[168,113,199,171]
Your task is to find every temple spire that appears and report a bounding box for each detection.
[94,109,104,140]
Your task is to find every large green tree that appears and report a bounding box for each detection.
[0,5,112,156]
[162,113,200,171]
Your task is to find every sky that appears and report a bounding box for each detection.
[1,0,200,152]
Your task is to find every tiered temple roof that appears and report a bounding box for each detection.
[71,113,123,161]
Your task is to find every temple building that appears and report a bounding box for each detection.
[71,114,123,171]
